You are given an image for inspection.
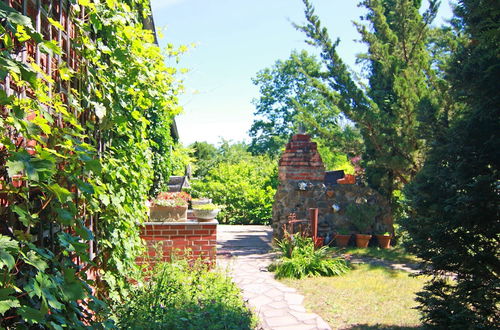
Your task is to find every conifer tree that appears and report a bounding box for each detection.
[295,0,441,202]
[402,0,500,326]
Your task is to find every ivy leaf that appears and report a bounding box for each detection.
[99,194,110,206]
[12,205,33,227]
[47,17,64,31]
[0,298,20,315]
[93,102,106,120]
[0,235,18,250]
[0,2,32,27]
[39,40,62,55]
[6,150,55,182]
[0,249,16,270]
[18,306,44,324]
[55,208,74,225]
[24,250,48,272]
[48,184,71,203]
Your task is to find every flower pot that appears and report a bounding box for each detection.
[193,208,220,221]
[191,198,212,207]
[355,234,372,248]
[149,205,188,222]
[334,234,351,247]
[376,235,392,249]
[314,237,324,249]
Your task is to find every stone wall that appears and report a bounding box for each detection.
[272,134,393,240]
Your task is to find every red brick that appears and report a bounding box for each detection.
[177,230,194,235]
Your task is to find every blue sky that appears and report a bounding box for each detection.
[150,0,453,146]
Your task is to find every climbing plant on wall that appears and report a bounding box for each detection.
[0,0,183,327]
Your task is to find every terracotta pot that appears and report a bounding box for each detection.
[314,237,324,249]
[376,235,392,249]
[355,234,372,248]
[149,205,188,222]
[334,234,351,247]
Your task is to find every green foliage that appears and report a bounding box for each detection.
[0,0,182,327]
[190,141,218,177]
[295,0,447,205]
[113,259,256,330]
[271,232,350,279]
[190,142,277,224]
[249,50,361,169]
[402,1,500,327]
[345,203,380,233]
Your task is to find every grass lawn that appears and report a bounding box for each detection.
[342,246,421,264]
[280,263,427,329]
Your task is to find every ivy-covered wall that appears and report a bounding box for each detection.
[0,0,183,327]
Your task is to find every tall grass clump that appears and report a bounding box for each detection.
[270,231,350,279]
[113,259,256,329]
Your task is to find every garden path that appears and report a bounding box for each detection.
[217,225,331,330]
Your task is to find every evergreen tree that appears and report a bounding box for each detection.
[295,0,442,202]
[402,0,500,326]
[249,50,354,155]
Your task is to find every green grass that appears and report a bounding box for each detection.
[342,246,421,264]
[281,264,427,329]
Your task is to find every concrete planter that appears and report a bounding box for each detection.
[149,205,188,222]
[193,208,220,221]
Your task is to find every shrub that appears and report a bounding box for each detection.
[191,155,277,225]
[270,232,350,279]
[113,259,256,329]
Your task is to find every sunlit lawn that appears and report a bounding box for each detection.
[342,246,421,264]
[280,264,427,329]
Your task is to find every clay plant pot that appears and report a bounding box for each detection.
[376,235,392,249]
[314,237,324,249]
[355,234,372,248]
[149,205,188,222]
[334,234,351,247]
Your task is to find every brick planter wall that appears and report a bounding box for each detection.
[138,221,217,266]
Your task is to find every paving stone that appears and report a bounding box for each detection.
[289,311,319,321]
[217,225,331,330]
[289,304,307,313]
[265,315,300,327]
[249,295,273,307]
[272,325,317,330]
[261,308,287,317]
[284,293,305,305]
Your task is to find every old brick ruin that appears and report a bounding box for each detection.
[272,134,393,240]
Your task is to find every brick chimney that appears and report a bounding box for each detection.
[278,134,325,182]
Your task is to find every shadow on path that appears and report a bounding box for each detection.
[217,225,273,257]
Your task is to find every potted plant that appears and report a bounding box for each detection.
[334,229,351,247]
[375,232,392,249]
[346,203,379,248]
[192,203,220,222]
[191,197,212,207]
[149,192,190,222]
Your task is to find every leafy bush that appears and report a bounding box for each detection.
[191,154,277,225]
[114,259,256,329]
[270,232,350,279]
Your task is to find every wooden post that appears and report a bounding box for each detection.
[309,208,318,241]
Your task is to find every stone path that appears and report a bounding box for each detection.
[217,225,331,330]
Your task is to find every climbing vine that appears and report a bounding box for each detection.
[0,0,183,327]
